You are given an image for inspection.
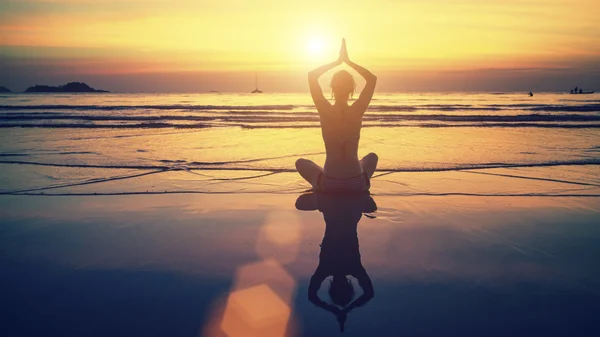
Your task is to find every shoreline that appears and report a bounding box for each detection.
[1,165,598,197]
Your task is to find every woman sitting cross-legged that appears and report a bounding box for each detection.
[296,38,378,193]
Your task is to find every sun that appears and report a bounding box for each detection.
[305,36,327,59]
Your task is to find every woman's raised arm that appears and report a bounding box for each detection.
[309,40,350,111]
[308,60,340,111]
[347,58,377,113]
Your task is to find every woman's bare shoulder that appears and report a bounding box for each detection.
[349,103,368,116]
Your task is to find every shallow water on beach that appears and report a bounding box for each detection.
[1,92,599,336]
[1,92,599,196]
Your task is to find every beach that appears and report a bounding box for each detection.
[1,92,600,336]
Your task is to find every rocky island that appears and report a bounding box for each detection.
[25,82,109,93]
[0,86,11,93]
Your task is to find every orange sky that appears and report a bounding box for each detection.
[1,0,599,92]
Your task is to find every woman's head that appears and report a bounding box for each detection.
[329,275,355,307]
[331,70,355,102]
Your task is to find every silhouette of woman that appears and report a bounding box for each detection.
[295,192,376,332]
[296,39,378,193]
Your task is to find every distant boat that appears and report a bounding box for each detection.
[570,87,595,94]
[251,73,263,94]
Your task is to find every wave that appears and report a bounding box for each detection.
[0,123,211,129]
[0,104,296,111]
[2,122,599,129]
[2,113,600,122]
[369,104,600,112]
[2,103,600,112]
[2,102,599,129]
[1,158,599,172]
[241,123,600,129]
[4,191,598,197]
[0,153,29,157]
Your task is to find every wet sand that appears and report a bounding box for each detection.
[2,174,599,336]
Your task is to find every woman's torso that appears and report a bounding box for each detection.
[319,104,364,178]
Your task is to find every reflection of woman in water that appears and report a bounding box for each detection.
[295,193,376,332]
[296,39,378,192]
